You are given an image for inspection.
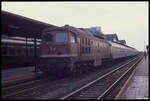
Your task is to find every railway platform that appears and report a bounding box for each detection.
[2,66,39,83]
[116,55,149,99]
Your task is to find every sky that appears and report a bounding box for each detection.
[2,2,149,51]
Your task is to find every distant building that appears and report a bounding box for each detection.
[104,34,126,44]
[84,26,105,39]
[104,34,119,42]
[65,25,127,45]
[85,27,101,33]
[118,40,126,45]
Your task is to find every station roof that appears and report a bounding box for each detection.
[2,10,57,38]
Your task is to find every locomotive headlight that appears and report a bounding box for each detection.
[49,47,52,52]
[50,46,56,52]
[52,46,56,51]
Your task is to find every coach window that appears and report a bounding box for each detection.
[70,33,76,43]
[56,32,68,42]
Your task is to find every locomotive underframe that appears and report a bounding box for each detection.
[37,55,104,75]
[37,54,138,75]
[37,57,76,74]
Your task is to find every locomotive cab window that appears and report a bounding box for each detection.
[43,33,53,42]
[70,33,76,43]
[56,32,68,42]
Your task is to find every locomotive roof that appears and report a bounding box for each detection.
[43,25,93,36]
[43,25,105,41]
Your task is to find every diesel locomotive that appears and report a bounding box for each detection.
[37,25,139,75]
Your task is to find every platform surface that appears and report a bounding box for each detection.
[117,55,149,99]
[1,66,37,82]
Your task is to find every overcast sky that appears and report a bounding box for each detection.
[2,2,149,51]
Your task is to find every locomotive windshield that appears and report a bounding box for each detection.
[43,33,53,42]
[56,32,68,42]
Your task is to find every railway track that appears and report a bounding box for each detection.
[2,55,142,99]
[60,55,143,99]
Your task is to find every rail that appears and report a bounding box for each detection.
[60,54,143,99]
